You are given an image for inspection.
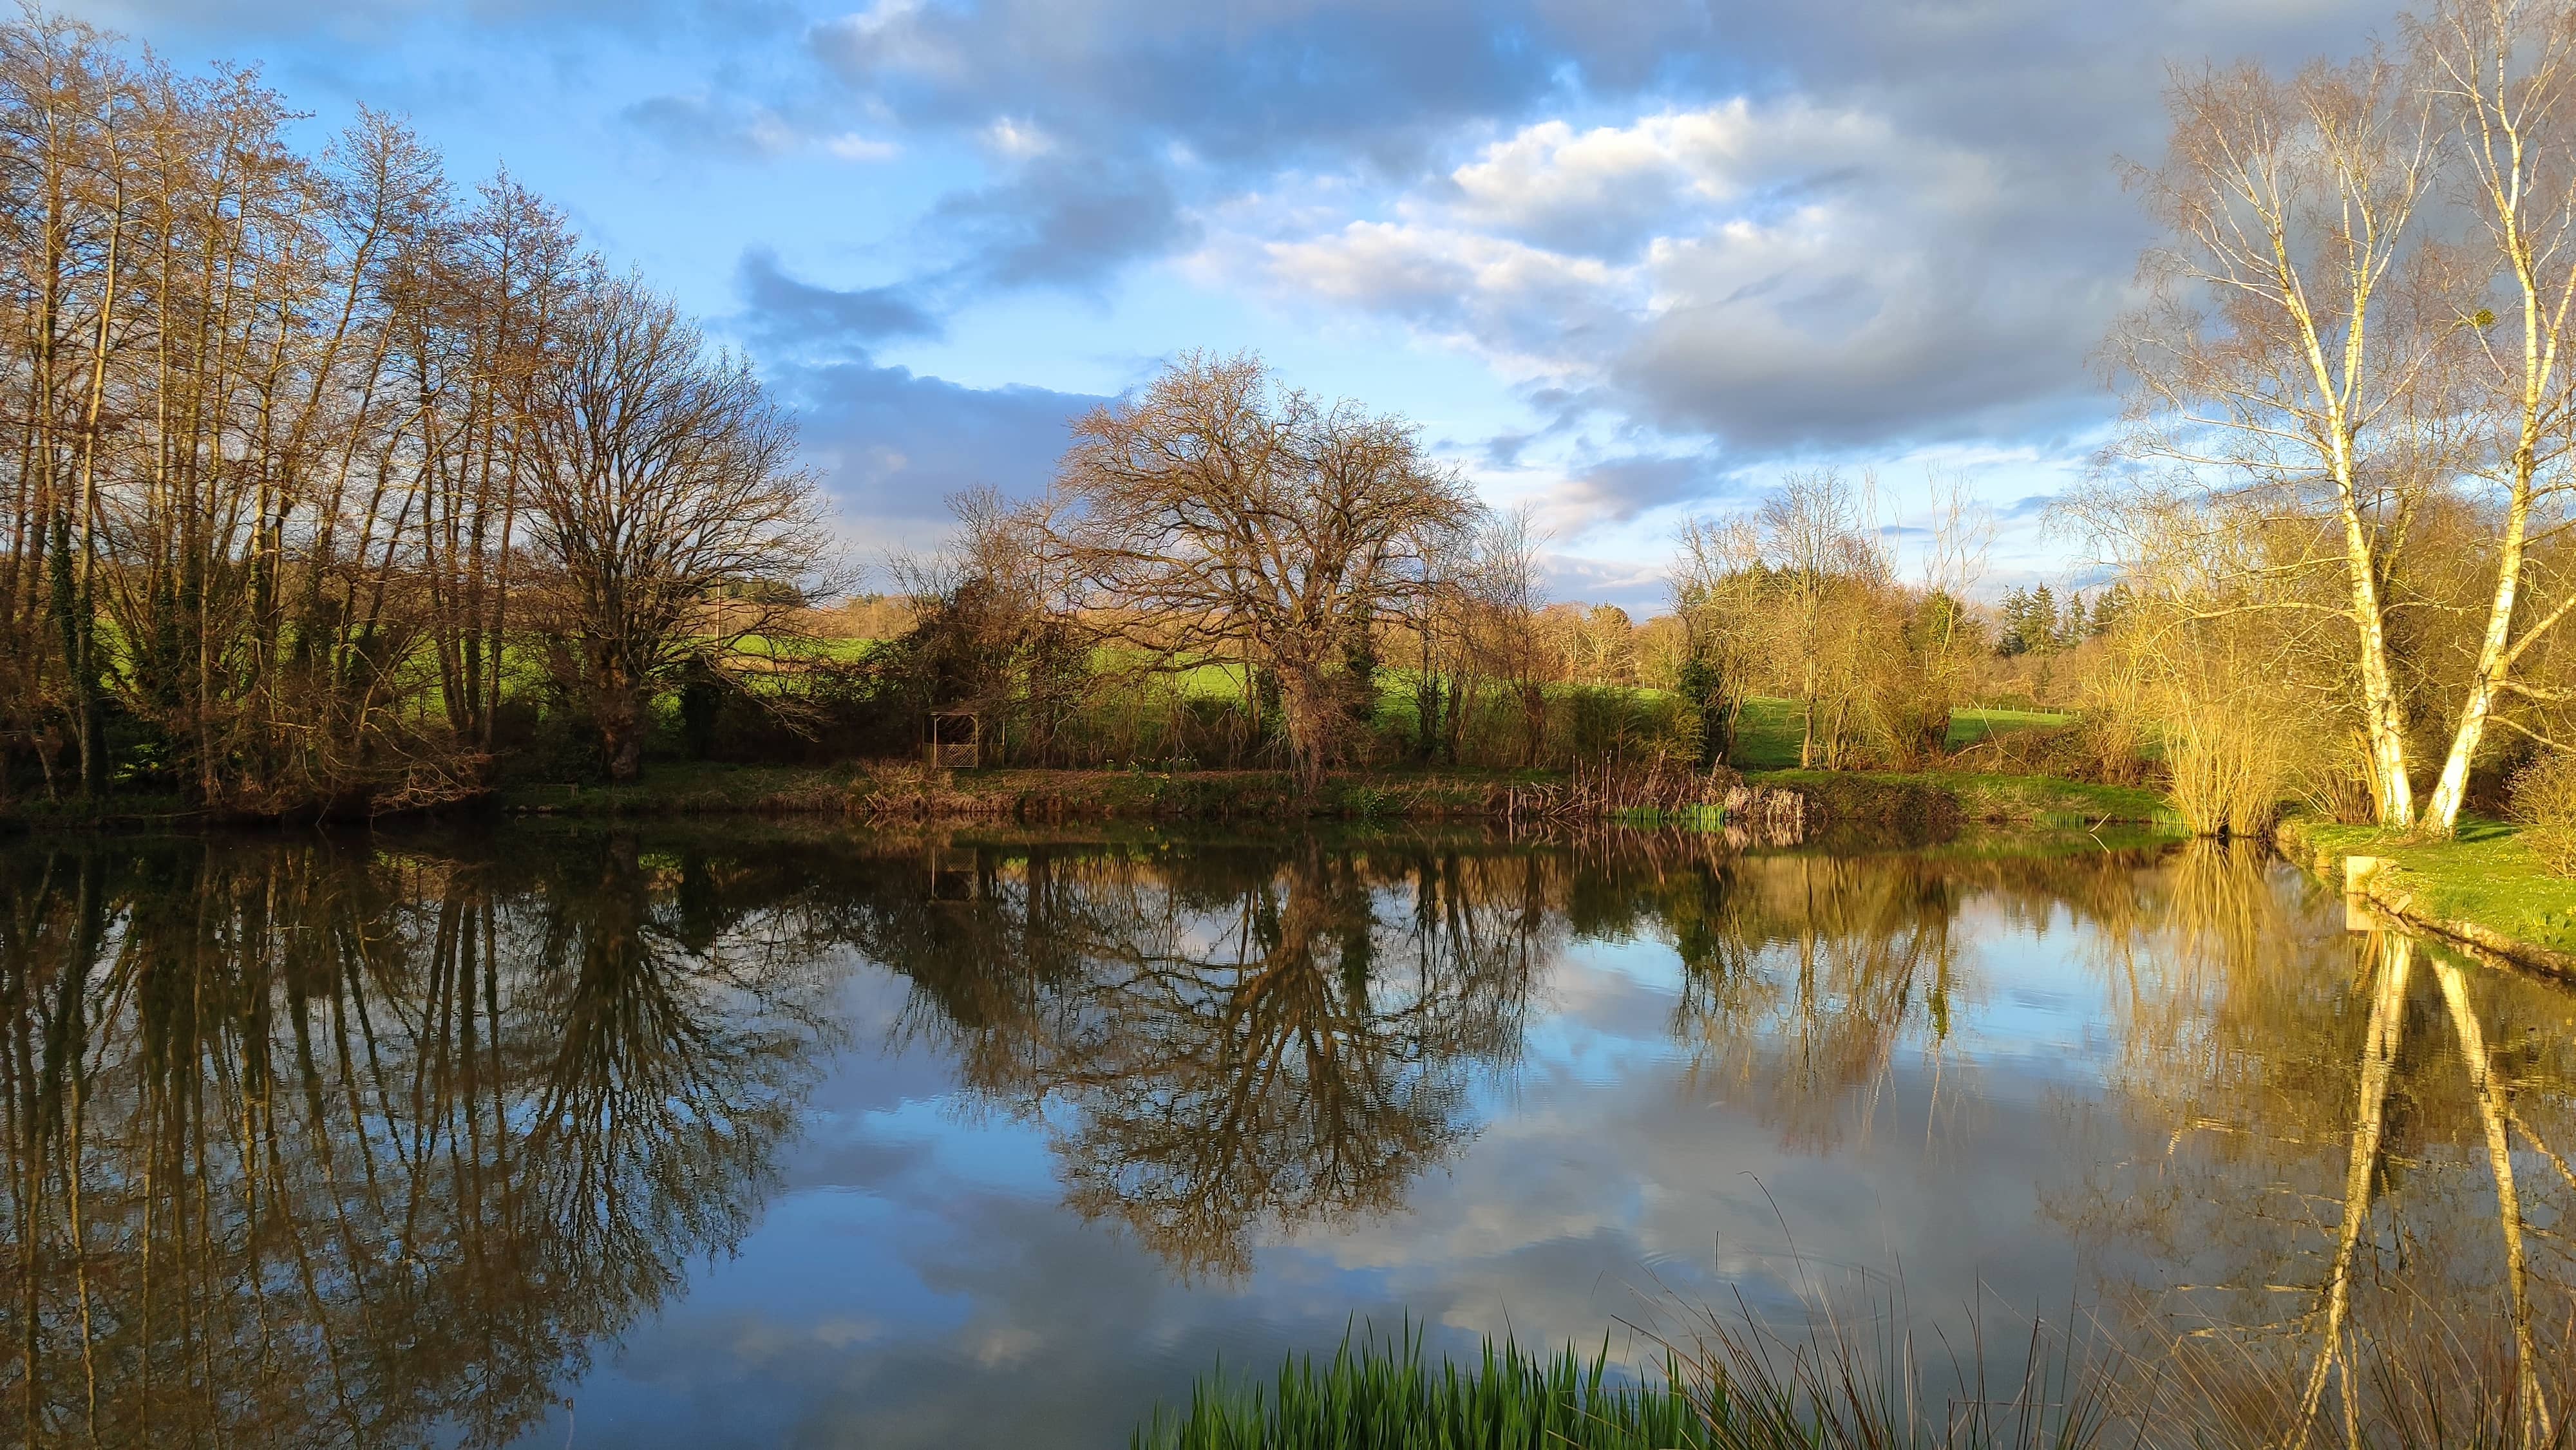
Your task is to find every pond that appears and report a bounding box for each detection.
[0,824,2570,1446]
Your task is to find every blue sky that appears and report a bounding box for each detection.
[85,0,2403,608]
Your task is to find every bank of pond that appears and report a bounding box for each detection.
[0,822,2566,1447]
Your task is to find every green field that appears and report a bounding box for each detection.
[1728,698,2069,771]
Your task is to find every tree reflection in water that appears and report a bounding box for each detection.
[1608,834,2576,1444]
[2058,842,2576,1445]
[860,840,1549,1276]
[0,833,842,1447]
[1659,842,2163,1151]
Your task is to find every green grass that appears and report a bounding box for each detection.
[1908,769,2168,829]
[1730,697,1807,771]
[2282,815,2576,960]
[1725,699,2070,771]
[1947,706,2070,749]
[1132,1316,2144,1450]
[1132,1325,1717,1450]
[733,633,882,662]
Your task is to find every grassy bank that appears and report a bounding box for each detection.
[489,759,2181,835]
[2278,815,2576,977]
[500,761,1564,823]
[1747,767,2177,831]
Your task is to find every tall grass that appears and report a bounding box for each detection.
[1131,1324,1716,1450]
[1133,1305,2121,1450]
[1137,1299,2576,1450]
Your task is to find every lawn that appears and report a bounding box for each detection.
[2284,815,2576,962]
[1728,697,2070,771]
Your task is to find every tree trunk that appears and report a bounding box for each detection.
[1798,683,1817,770]
[2423,402,2545,836]
[2336,486,2414,830]
[1278,666,1333,796]
[592,656,646,783]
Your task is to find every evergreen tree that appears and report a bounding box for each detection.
[2089,581,2131,637]
[2057,591,2088,648]
[1997,588,2032,656]
[2029,585,2060,652]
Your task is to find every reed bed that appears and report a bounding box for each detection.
[1131,1325,1716,1450]
[1130,1305,2128,1450]
[1498,755,1722,825]
[1136,1304,2576,1450]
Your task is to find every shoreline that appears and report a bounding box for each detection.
[0,760,2178,844]
[2275,816,2576,983]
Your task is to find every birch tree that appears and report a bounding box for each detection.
[2417,0,2576,833]
[2111,55,2452,829]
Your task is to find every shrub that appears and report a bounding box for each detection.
[1947,717,2155,787]
[2510,751,2576,877]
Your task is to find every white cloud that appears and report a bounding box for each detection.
[1265,221,1616,315]
[823,132,903,162]
[821,0,964,80]
[981,117,1056,160]
[1200,96,2114,465]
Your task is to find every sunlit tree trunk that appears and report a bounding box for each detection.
[2293,930,2412,1449]
[2421,0,2576,835]
[2432,956,2554,1445]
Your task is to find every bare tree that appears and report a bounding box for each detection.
[2109,53,2453,828]
[1037,352,1481,793]
[521,278,826,781]
[0,13,836,810]
[1672,513,1762,767]
[1465,504,1552,765]
[1761,468,1896,768]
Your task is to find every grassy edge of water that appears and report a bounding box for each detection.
[0,754,2179,850]
[496,762,1558,822]
[489,760,2178,829]
[1744,768,2180,833]
[1130,1313,2148,1450]
[2277,814,2576,979]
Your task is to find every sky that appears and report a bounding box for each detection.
[79,0,2409,608]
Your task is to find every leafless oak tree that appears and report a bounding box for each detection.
[1036,352,1482,793]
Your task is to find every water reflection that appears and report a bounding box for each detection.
[2061,842,2576,1443]
[0,834,840,1447]
[863,843,1543,1276]
[0,828,2568,1446]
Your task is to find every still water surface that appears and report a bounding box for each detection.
[1,825,2571,1445]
